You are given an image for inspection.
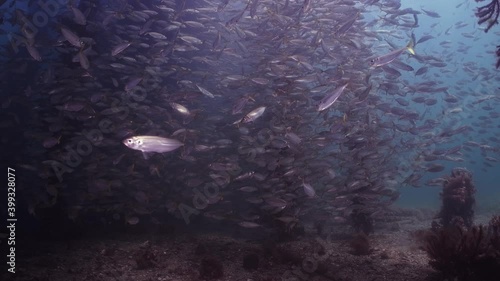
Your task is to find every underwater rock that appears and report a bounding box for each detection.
[134,245,158,270]
[199,257,224,280]
[242,253,259,270]
[194,243,208,255]
[438,167,476,228]
[349,232,371,256]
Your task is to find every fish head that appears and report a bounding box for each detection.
[369,57,379,67]
[123,137,143,150]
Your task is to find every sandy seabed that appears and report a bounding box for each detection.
[2,209,496,281]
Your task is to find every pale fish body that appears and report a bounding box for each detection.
[61,26,83,48]
[196,84,215,98]
[78,50,90,70]
[26,44,42,61]
[170,102,190,115]
[302,182,316,197]
[123,136,183,153]
[318,83,348,111]
[370,40,415,68]
[70,6,87,25]
[111,42,132,56]
[243,106,266,123]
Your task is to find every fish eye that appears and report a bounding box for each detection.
[127,139,133,143]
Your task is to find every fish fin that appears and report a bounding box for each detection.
[233,118,243,125]
[406,40,415,56]
[142,152,151,160]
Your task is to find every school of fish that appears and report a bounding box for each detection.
[0,0,499,231]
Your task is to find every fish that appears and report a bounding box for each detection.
[78,49,90,70]
[302,182,316,197]
[416,35,434,45]
[370,41,415,68]
[238,221,261,228]
[239,186,258,192]
[70,6,87,25]
[26,44,42,61]
[415,66,428,76]
[265,198,287,209]
[123,136,184,154]
[238,106,266,123]
[249,0,259,18]
[232,96,253,115]
[426,164,445,173]
[196,84,215,98]
[9,0,500,238]
[170,102,191,116]
[226,2,249,26]
[300,0,312,14]
[147,32,167,39]
[179,35,203,45]
[421,8,440,18]
[217,0,230,12]
[212,31,221,50]
[318,83,348,111]
[60,26,83,48]
[336,12,359,36]
[124,77,143,92]
[111,42,132,56]
[43,136,61,148]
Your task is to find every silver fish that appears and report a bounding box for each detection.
[78,50,89,70]
[170,102,191,115]
[61,26,83,48]
[147,32,167,39]
[124,76,143,92]
[123,136,183,153]
[242,106,266,123]
[179,35,203,45]
[301,0,312,14]
[232,96,253,115]
[336,12,359,36]
[370,41,415,68]
[302,182,316,197]
[317,83,348,111]
[265,197,287,209]
[111,42,132,56]
[196,84,215,98]
[70,6,86,25]
[26,44,42,61]
[238,221,261,228]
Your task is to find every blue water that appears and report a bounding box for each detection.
[391,0,500,211]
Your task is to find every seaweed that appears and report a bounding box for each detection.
[476,0,500,32]
[475,0,500,67]
[496,45,500,68]
[421,168,500,280]
[421,216,500,281]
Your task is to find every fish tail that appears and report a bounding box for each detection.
[406,40,415,56]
